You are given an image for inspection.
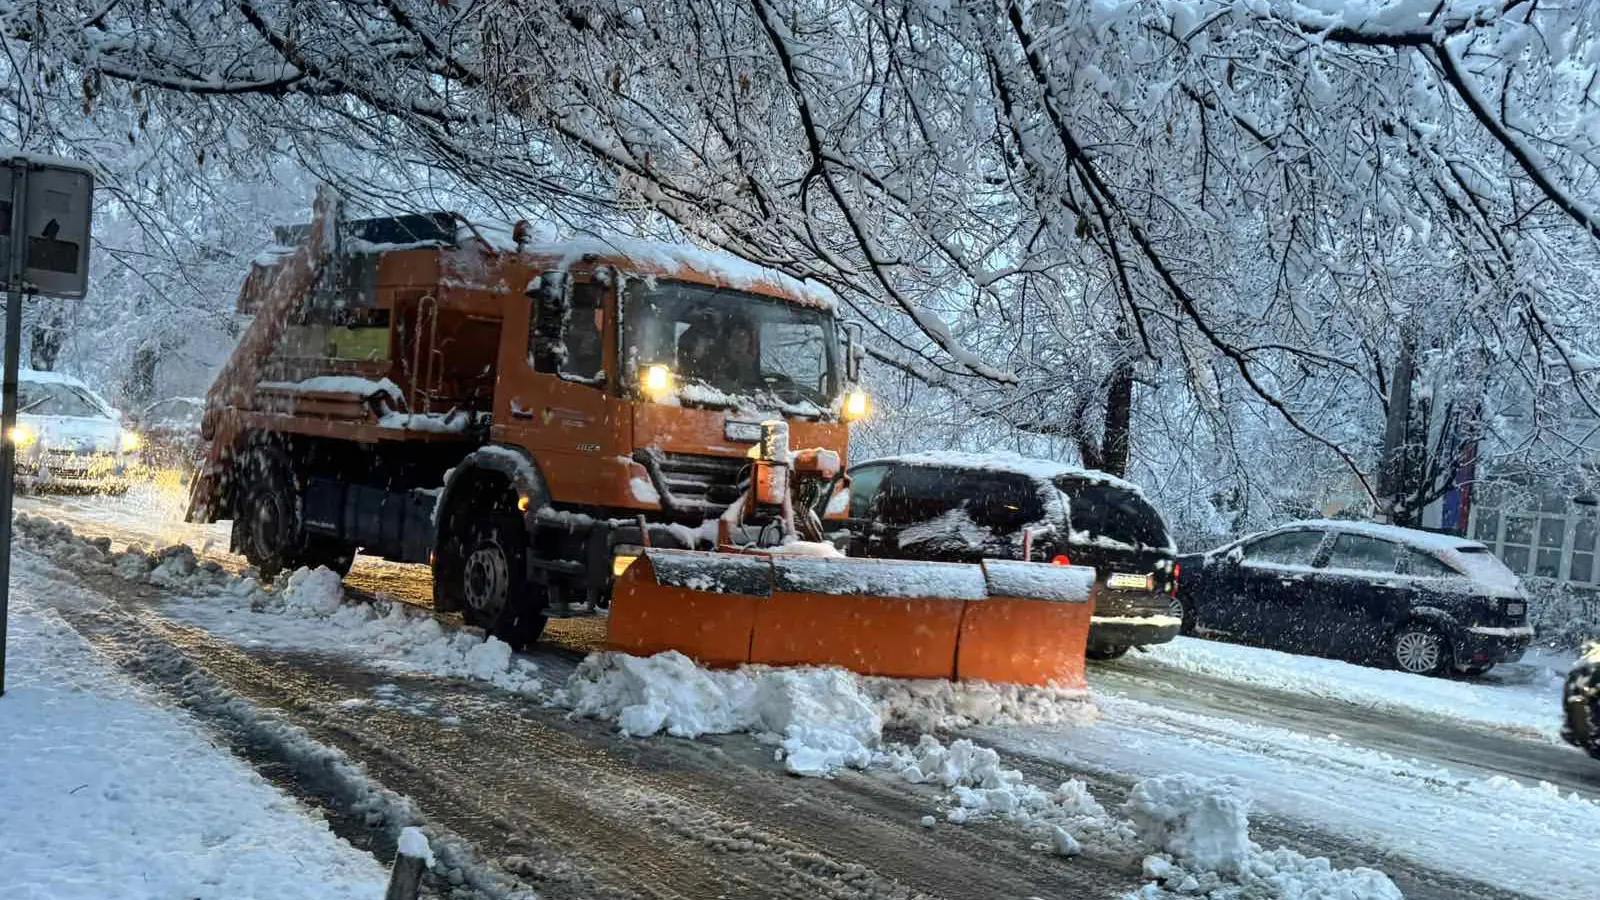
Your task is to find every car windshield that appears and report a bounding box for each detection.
[18,381,109,419]
[623,279,839,410]
[1055,476,1170,549]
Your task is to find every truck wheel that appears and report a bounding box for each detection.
[1391,622,1449,676]
[236,452,304,581]
[451,511,546,650]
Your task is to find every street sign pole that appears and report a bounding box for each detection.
[0,159,30,697]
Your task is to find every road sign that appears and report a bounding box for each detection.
[0,153,95,696]
[0,154,94,299]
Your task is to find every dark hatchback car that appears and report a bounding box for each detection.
[827,452,1180,659]
[1178,520,1533,676]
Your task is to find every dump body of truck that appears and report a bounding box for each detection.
[190,193,1095,687]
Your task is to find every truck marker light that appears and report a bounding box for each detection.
[517,495,530,512]
[642,364,673,397]
[843,390,870,421]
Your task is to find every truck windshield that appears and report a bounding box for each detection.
[624,279,839,411]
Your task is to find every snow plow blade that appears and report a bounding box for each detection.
[609,550,1095,688]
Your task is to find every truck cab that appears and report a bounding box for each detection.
[190,207,867,646]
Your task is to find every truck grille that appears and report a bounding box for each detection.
[638,450,749,515]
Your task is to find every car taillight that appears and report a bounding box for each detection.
[1172,562,1181,595]
[1051,554,1071,567]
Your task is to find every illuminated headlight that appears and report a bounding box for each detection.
[843,390,871,421]
[642,364,673,398]
[120,430,142,453]
[7,423,35,448]
[612,554,639,578]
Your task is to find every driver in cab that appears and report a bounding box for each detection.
[677,314,761,389]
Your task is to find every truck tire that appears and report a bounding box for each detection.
[438,507,547,650]
[235,448,305,581]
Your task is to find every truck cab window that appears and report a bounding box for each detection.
[529,277,605,385]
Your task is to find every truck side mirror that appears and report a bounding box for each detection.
[528,271,569,374]
[843,321,864,382]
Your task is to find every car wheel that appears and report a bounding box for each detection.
[1086,644,1131,661]
[1166,596,1190,634]
[1391,622,1449,676]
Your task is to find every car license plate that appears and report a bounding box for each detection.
[1504,601,1526,617]
[1108,572,1151,591]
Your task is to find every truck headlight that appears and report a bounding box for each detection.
[8,423,36,448]
[120,430,141,453]
[642,364,674,398]
[843,390,871,421]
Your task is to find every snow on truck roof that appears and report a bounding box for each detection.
[264,213,837,310]
[858,451,1147,494]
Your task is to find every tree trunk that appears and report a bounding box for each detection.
[1099,356,1133,478]
[28,306,65,371]
[1377,336,1416,523]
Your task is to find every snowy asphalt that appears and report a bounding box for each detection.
[15,490,1600,899]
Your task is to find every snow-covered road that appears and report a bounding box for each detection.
[12,490,1600,900]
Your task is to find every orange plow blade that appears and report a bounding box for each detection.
[608,549,1097,687]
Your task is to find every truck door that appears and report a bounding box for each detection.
[494,272,621,506]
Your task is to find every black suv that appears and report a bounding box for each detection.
[828,452,1180,658]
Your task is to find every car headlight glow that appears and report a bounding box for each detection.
[120,430,141,453]
[7,423,35,448]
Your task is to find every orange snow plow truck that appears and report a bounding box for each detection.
[188,191,1095,687]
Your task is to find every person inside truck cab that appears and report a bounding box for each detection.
[676,313,760,388]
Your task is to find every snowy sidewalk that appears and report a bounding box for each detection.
[0,556,387,900]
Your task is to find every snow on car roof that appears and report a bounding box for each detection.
[1278,519,1485,553]
[858,451,1147,495]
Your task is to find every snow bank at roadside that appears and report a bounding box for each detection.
[0,578,386,900]
[1129,636,1566,741]
[13,514,545,698]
